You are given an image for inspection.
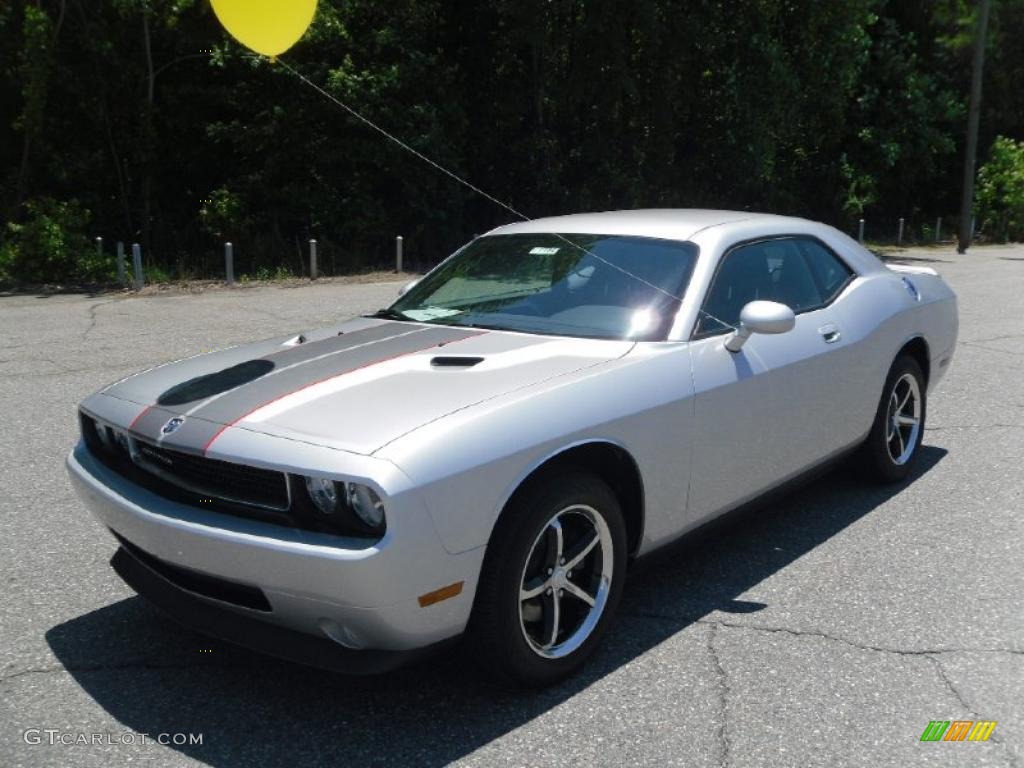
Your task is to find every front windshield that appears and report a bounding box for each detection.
[381,233,698,341]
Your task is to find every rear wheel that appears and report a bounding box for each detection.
[470,471,626,686]
[859,355,926,482]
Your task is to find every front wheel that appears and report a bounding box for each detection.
[858,355,927,482]
[470,471,626,686]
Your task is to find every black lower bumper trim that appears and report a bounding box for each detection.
[111,545,443,675]
[112,531,272,612]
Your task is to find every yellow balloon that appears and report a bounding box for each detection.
[210,0,318,57]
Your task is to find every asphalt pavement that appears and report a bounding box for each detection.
[0,245,1021,767]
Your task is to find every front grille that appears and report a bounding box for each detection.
[80,411,291,520]
[80,411,380,541]
[132,441,290,512]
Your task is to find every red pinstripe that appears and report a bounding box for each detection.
[128,405,152,431]
[201,331,485,454]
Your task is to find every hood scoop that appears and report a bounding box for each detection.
[430,356,484,368]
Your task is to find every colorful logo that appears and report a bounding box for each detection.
[920,720,997,742]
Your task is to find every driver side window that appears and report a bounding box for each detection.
[695,238,825,336]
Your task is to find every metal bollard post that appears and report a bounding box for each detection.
[225,242,234,285]
[131,243,144,290]
[858,219,865,244]
[897,218,904,246]
[935,217,942,243]
[309,239,318,280]
[971,216,976,238]
[116,241,125,285]
[95,236,103,260]
[396,235,403,273]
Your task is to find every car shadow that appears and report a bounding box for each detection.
[46,447,946,766]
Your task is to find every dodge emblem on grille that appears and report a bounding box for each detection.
[161,416,185,435]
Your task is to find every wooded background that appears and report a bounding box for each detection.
[2,0,1023,284]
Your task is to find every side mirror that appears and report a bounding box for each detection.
[397,278,419,297]
[724,300,796,352]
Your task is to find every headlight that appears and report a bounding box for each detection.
[299,476,386,536]
[348,483,386,530]
[305,476,343,515]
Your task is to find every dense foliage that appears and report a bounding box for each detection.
[1,0,1023,283]
[976,136,1024,241]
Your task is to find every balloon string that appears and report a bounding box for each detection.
[275,57,531,223]
[274,57,693,306]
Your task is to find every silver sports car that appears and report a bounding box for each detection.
[67,210,958,685]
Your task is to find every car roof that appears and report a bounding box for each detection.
[486,209,809,242]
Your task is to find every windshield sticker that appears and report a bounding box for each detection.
[529,247,560,255]
[402,307,463,321]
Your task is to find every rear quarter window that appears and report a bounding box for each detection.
[796,239,854,302]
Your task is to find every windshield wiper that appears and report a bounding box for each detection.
[369,308,406,320]
[438,319,507,332]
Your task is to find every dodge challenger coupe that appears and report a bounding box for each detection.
[67,210,958,685]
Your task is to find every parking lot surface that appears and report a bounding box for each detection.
[1,245,1021,767]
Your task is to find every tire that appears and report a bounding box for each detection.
[469,470,627,687]
[858,355,927,483]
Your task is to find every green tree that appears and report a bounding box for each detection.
[1,0,1022,284]
[0,196,103,283]
[976,136,1024,242]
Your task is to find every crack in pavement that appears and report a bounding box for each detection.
[707,623,732,768]
[240,305,304,324]
[959,340,1024,359]
[630,612,1022,766]
[0,353,126,379]
[926,423,1024,431]
[82,299,118,340]
[930,656,976,713]
[624,611,1024,657]
[962,332,1024,345]
[0,368,109,379]
[928,656,1020,768]
[0,364,119,378]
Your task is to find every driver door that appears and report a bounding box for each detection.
[685,236,855,524]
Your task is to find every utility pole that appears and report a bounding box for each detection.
[958,0,993,254]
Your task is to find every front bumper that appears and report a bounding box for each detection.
[67,443,485,655]
[108,543,453,673]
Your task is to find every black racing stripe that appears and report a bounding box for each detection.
[125,404,236,454]
[128,406,177,443]
[147,322,419,417]
[192,326,479,429]
[262,320,414,367]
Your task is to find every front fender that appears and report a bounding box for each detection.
[376,344,695,554]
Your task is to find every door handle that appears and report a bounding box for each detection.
[818,324,841,344]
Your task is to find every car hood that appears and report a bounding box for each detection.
[94,318,634,456]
